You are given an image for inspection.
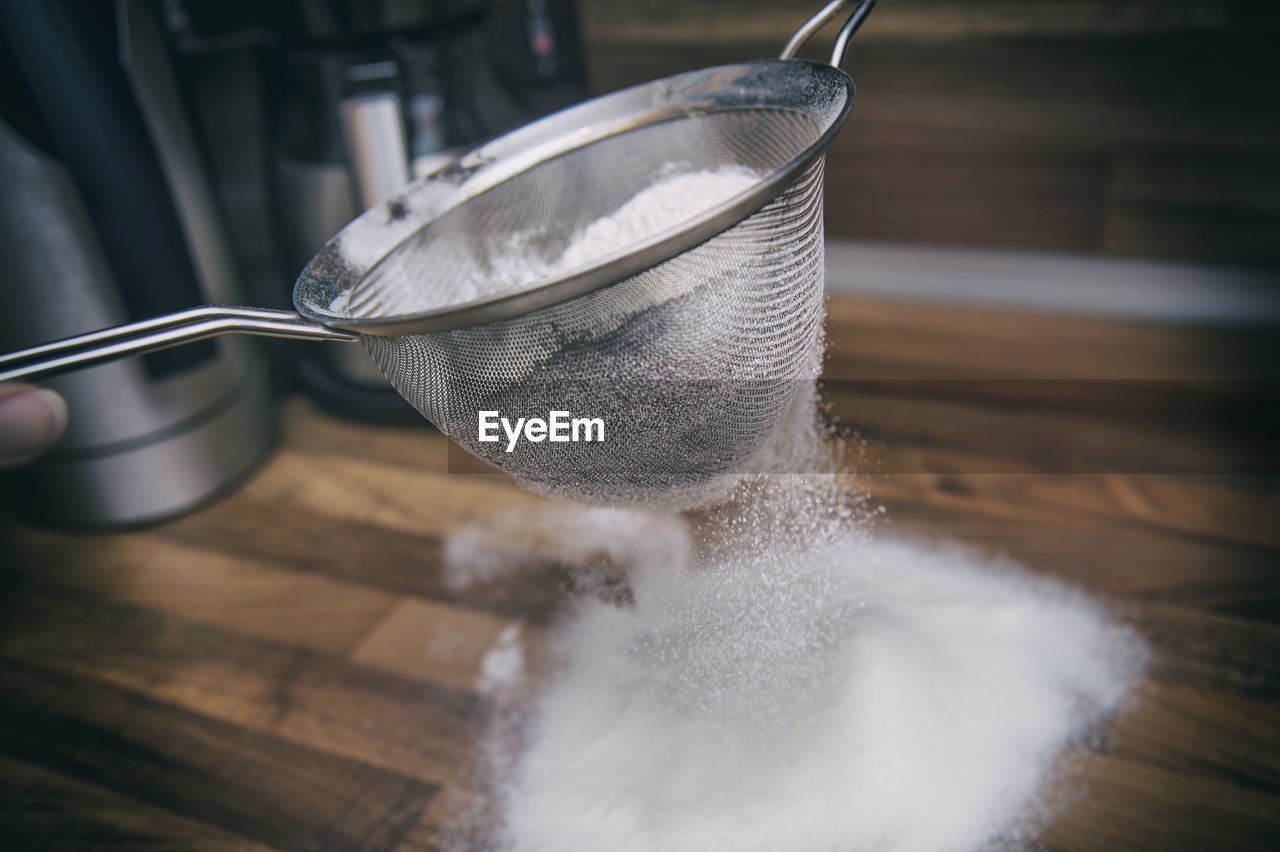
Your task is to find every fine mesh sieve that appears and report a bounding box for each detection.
[0,0,875,507]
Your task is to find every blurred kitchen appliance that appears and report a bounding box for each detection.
[0,0,276,526]
[162,0,589,422]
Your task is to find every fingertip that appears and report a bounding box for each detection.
[0,385,69,468]
[34,388,69,444]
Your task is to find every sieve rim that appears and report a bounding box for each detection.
[292,58,854,337]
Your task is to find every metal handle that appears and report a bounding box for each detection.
[780,0,876,67]
[0,306,357,383]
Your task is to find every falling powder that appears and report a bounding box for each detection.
[444,418,1145,851]
[432,166,1145,850]
[476,623,526,697]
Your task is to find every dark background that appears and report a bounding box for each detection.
[578,0,1280,270]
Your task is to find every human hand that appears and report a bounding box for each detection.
[0,384,68,469]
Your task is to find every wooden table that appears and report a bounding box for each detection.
[2,295,1278,850]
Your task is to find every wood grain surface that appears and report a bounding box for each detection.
[1,294,1278,850]
[577,0,1280,270]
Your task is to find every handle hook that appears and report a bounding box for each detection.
[780,0,876,67]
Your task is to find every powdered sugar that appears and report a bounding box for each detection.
[477,623,526,696]
[557,167,757,270]
[495,533,1141,852]
[444,442,1145,851]
[432,166,1144,851]
[449,166,760,307]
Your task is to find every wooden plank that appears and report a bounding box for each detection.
[0,584,485,788]
[822,297,1280,382]
[0,753,277,851]
[1104,136,1280,265]
[351,598,547,701]
[860,469,1280,552]
[873,499,1280,620]
[1105,680,1280,796]
[1105,203,1280,269]
[0,658,436,852]
[154,493,566,625]
[824,142,1108,252]
[579,0,1234,46]
[576,2,1280,267]
[819,296,1280,554]
[1038,753,1280,851]
[403,785,495,851]
[156,419,1280,612]
[1122,601,1280,700]
[0,288,1275,849]
[825,379,1278,475]
[4,532,398,655]
[20,538,1275,818]
[241,449,549,543]
[582,35,1280,150]
[1109,147,1280,216]
[276,400,447,473]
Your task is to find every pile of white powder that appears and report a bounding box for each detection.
[431,167,1145,850]
[454,166,760,306]
[444,438,1144,851]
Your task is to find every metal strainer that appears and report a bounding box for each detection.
[0,0,875,507]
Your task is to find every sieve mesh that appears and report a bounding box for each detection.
[365,153,827,507]
[297,63,849,508]
[346,108,827,319]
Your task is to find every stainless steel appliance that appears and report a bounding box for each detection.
[0,0,275,526]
